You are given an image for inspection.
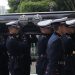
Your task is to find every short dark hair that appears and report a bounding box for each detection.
[51,22,61,31]
[52,22,66,31]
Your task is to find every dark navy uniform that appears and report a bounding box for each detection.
[6,34,31,75]
[44,16,68,75]
[45,32,65,75]
[70,33,75,75]
[36,19,53,75]
[36,35,50,75]
[64,19,75,75]
[6,20,31,75]
[61,35,74,75]
[0,35,9,75]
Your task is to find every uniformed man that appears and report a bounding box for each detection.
[45,17,69,75]
[36,20,53,75]
[63,19,75,75]
[6,21,31,75]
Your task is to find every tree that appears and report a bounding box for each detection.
[64,0,75,10]
[17,1,50,12]
[8,0,20,12]
[8,0,75,12]
[53,0,75,11]
[8,0,53,12]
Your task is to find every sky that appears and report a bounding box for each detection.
[0,0,10,9]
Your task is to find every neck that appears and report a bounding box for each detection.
[55,31,63,36]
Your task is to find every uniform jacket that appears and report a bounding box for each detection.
[46,32,64,75]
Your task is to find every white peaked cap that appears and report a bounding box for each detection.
[66,19,75,27]
[37,19,52,27]
[51,17,68,23]
[6,21,18,26]
[6,21,20,28]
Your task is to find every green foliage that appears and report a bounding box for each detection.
[8,0,75,12]
[8,0,57,12]
[8,0,20,12]
[64,0,75,10]
[20,0,43,2]
[53,0,75,11]
[17,1,50,12]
